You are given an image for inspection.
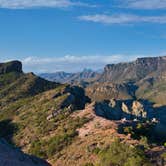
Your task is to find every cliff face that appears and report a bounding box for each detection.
[0,61,23,74]
[99,56,166,83]
[86,82,136,102]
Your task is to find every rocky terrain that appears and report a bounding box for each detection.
[0,57,166,166]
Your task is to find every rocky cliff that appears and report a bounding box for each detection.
[99,56,166,83]
[0,61,23,74]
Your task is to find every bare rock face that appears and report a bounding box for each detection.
[0,139,51,166]
[132,101,147,118]
[0,61,22,74]
[86,82,134,102]
[93,99,155,121]
[99,56,166,83]
[122,102,130,114]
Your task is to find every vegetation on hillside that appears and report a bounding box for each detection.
[98,139,151,166]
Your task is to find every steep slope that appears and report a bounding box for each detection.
[0,61,59,106]
[0,61,90,164]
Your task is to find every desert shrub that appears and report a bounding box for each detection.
[29,116,89,159]
[139,136,149,149]
[29,140,47,159]
[84,163,94,166]
[98,139,151,166]
[121,122,158,144]
[161,152,166,160]
[47,131,77,157]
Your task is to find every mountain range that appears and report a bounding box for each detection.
[0,56,166,166]
[39,68,101,85]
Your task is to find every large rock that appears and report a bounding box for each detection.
[132,101,147,118]
[0,61,22,74]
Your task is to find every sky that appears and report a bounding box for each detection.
[0,0,166,73]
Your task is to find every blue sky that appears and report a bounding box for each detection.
[0,0,166,73]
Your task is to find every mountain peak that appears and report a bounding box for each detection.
[0,60,23,74]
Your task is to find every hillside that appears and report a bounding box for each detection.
[0,61,90,165]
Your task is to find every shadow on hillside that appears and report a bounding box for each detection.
[93,98,166,144]
[117,102,166,145]
[0,119,18,145]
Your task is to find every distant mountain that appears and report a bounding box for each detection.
[40,71,72,83]
[98,56,166,83]
[86,56,166,105]
[39,68,101,85]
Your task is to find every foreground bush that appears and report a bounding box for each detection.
[98,139,151,166]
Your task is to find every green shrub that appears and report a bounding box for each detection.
[98,139,151,166]
[84,163,94,166]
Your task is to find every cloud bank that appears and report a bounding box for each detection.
[17,54,149,73]
[79,14,166,25]
[121,0,166,10]
[0,0,93,9]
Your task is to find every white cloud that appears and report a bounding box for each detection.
[79,14,166,24]
[2,54,165,73]
[0,0,94,9]
[20,54,148,73]
[121,0,166,10]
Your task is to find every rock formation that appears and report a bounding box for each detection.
[0,60,22,74]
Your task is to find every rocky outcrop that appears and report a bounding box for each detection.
[0,61,22,74]
[86,82,136,101]
[47,85,90,120]
[0,139,50,166]
[93,99,155,121]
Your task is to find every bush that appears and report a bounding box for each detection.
[98,139,151,166]
[84,163,94,166]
